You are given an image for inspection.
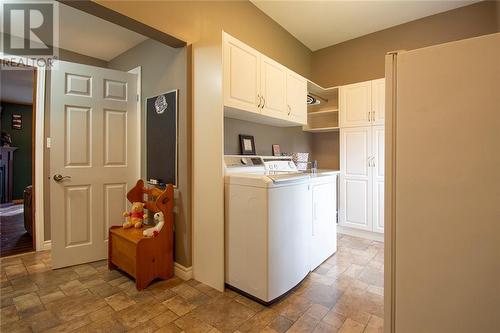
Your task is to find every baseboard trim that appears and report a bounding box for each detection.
[42,240,51,251]
[174,262,193,280]
[338,225,384,242]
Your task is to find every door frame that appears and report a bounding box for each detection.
[0,53,47,252]
[128,66,142,179]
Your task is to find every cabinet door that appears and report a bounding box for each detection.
[286,71,307,125]
[372,78,385,125]
[310,179,337,270]
[223,34,261,113]
[260,56,287,119]
[339,126,373,231]
[372,125,385,233]
[339,81,372,127]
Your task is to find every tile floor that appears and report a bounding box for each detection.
[0,234,384,333]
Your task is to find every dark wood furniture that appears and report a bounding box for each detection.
[0,147,17,203]
[108,180,174,290]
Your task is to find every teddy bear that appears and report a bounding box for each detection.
[123,202,147,229]
[143,211,165,237]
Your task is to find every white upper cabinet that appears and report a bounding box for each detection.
[339,78,385,127]
[223,32,307,126]
[260,56,287,118]
[371,78,385,125]
[223,33,261,114]
[286,71,308,125]
[340,81,372,127]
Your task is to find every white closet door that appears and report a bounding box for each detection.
[260,55,287,119]
[372,125,385,233]
[339,81,372,128]
[372,78,385,125]
[223,33,261,113]
[339,126,373,231]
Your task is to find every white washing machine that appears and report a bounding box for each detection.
[224,155,312,303]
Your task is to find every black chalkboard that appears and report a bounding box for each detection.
[146,90,178,186]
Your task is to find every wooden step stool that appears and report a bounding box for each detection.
[108,180,174,290]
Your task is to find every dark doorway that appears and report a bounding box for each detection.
[0,64,36,257]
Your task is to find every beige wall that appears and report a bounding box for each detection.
[107,39,191,267]
[95,0,312,289]
[312,1,500,87]
[96,1,311,77]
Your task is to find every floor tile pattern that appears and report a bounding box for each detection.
[0,234,383,332]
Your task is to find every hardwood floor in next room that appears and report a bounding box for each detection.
[0,234,384,333]
[0,204,33,257]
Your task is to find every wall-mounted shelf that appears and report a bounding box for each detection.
[307,81,339,102]
[303,126,339,133]
[308,109,338,115]
[305,80,339,133]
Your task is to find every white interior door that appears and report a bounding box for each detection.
[372,78,385,125]
[339,126,372,231]
[339,81,372,128]
[50,60,138,268]
[372,125,385,233]
[260,56,287,118]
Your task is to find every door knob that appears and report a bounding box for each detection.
[53,174,71,182]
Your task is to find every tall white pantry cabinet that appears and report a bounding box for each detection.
[339,78,385,234]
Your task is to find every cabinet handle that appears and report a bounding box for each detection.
[368,111,371,122]
[287,105,291,115]
[257,94,262,108]
[372,157,376,167]
[372,111,375,122]
[262,96,266,109]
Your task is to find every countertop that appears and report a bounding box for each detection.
[301,169,340,177]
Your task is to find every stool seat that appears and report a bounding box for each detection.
[108,180,174,290]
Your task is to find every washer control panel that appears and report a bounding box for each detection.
[262,157,298,172]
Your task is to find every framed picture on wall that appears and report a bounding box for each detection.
[12,114,22,130]
[272,144,281,156]
[239,135,256,155]
[146,90,178,187]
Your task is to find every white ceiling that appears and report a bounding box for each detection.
[251,0,480,51]
[59,3,148,61]
[0,69,34,105]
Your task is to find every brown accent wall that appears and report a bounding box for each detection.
[58,49,108,68]
[310,1,500,176]
[224,118,312,156]
[311,132,339,170]
[312,1,500,87]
